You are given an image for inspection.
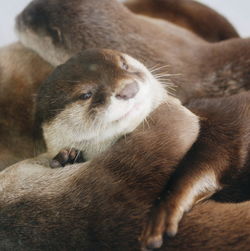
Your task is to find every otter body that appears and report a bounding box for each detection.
[2,93,250,251]
[16,0,250,103]
[0,42,53,170]
[124,0,239,42]
[1,50,250,250]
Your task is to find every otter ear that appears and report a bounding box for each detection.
[49,26,62,44]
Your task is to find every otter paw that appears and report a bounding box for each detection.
[140,199,183,250]
[50,148,85,168]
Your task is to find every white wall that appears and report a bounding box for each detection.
[0,0,249,47]
[0,0,31,47]
[198,0,249,37]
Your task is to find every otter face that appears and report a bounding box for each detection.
[36,49,167,158]
[15,0,123,66]
[16,0,73,65]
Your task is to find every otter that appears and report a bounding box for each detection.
[0,49,201,250]
[2,52,250,250]
[16,0,250,103]
[33,49,250,250]
[0,42,53,170]
[124,0,239,42]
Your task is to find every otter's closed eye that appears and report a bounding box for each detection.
[79,92,92,100]
[121,62,129,71]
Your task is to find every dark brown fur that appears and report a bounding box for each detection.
[16,0,250,103]
[0,43,53,170]
[124,0,239,42]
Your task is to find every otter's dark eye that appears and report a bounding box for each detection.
[122,62,129,71]
[79,92,92,100]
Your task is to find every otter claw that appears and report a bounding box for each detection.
[50,148,85,168]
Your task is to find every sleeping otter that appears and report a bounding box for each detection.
[34,49,250,250]
[1,50,250,250]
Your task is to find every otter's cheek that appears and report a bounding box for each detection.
[104,96,135,123]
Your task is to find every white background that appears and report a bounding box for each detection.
[0,0,249,47]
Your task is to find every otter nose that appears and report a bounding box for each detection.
[116,82,139,100]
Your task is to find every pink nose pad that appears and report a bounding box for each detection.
[116,82,139,100]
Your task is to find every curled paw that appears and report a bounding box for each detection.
[50,148,85,168]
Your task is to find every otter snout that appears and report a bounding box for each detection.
[116,82,139,100]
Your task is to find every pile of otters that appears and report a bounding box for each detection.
[1,0,250,250]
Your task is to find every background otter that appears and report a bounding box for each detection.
[124,0,239,42]
[0,42,53,170]
[16,0,250,103]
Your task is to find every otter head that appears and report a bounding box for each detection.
[35,49,167,158]
[15,0,127,66]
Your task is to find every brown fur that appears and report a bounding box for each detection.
[0,43,53,170]
[142,92,250,248]
[1,53,250,249]
[124,0,239,42]
[16,0,250,103]
[1,94,250,250]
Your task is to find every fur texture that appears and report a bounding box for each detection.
[16,0,250,103]
[2,93,250,250]
[0,43,53,170]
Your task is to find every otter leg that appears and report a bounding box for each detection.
[50,148,85,168]
[140,169,220,250]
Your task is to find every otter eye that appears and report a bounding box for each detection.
[121,62,129,71]
[79,92,92,100]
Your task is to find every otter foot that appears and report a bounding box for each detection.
[140,171,219,250]
[50,148,85,168]
[140,195,181,251]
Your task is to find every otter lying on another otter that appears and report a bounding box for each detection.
[0,48,250,251]
[0,49,201,250]
[30,49,250,250]
[1,49,250,250]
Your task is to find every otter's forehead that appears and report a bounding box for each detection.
[51,49,141,84]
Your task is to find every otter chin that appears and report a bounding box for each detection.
[35,49,168,160]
